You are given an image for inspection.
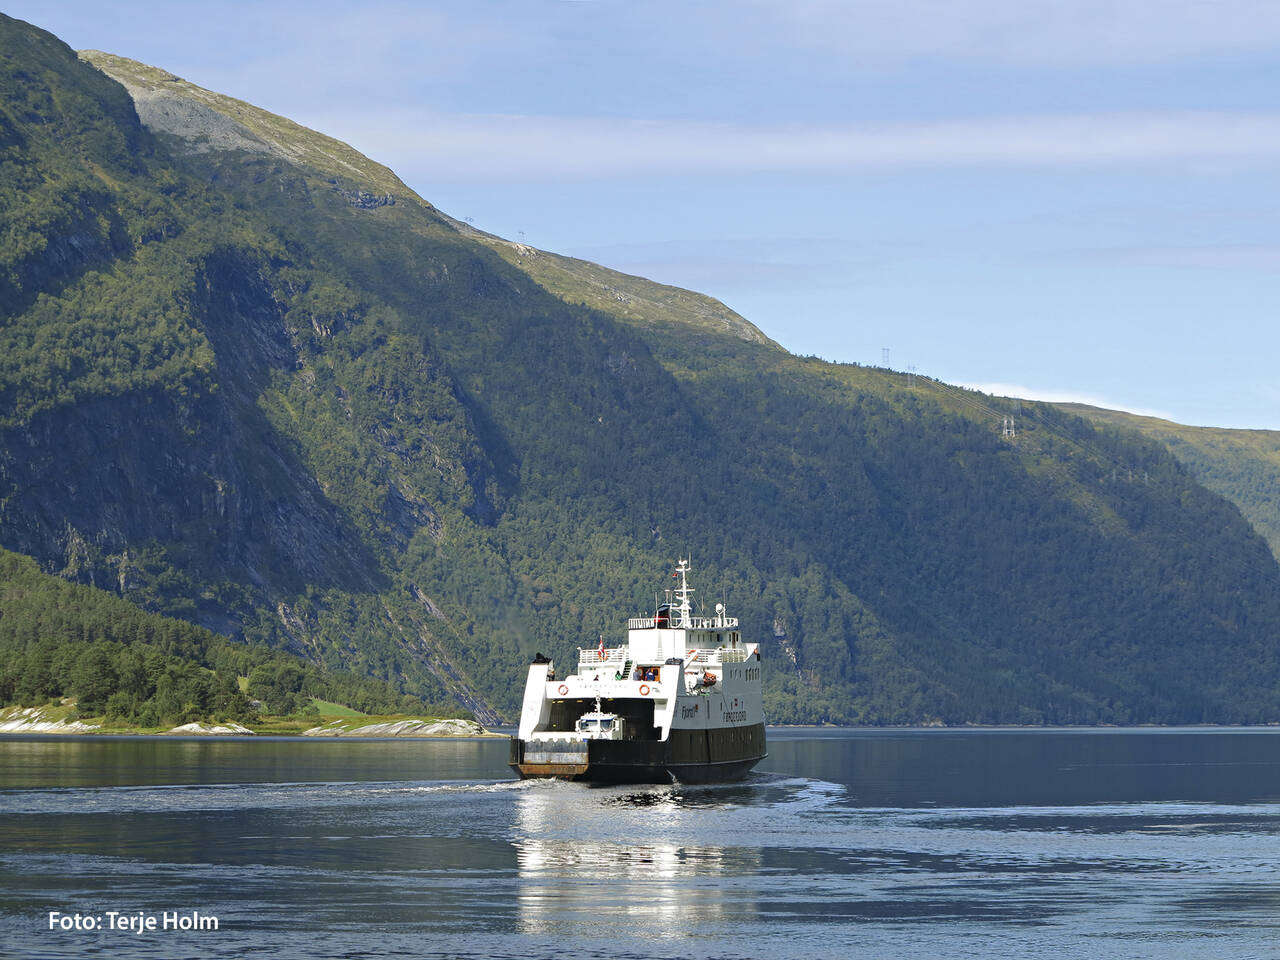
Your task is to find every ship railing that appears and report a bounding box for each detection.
[690,616,740,629]
[627,616,740,630]
[577,648,627,669]
[685,647,748,667]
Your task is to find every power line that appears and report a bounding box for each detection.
[916,375,1143,478]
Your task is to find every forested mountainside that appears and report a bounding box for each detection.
[1060,404,1280,563]
[3,14,1280,725]
[0,546,443,726]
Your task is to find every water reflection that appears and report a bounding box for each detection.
[4,732,1280,960]
[764,727,1280,807]
[513,782,760,939]
[0,734,510,789]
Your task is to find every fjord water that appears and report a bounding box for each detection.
[2,730,1279,959]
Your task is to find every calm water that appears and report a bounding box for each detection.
[2,728,1280,959]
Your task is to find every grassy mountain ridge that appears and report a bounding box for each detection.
[460,224,774,347]
[79,49,419,204]
[81,49,771,350]
[1058,403,1280,560]
[2,13,1279,725]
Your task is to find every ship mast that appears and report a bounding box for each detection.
[674,558,693,627]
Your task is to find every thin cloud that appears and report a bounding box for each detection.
[1109,244,1280,271]
[751,0,1280,66]
[313,109,1280,183]
[963,382,1175,421]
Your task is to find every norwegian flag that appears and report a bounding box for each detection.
[598,635,606,659]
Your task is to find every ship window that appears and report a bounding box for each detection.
[600,719,613,731]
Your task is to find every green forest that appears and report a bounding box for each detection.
[2,14,1279,727]
[0,547,450,726]
[1060,403,1280,562]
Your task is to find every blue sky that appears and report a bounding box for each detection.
[13,1,1280,428]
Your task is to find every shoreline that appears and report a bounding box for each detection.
[5,713,1280,741]
[0,705,500,739]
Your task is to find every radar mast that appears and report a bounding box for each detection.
[674,558,694,627]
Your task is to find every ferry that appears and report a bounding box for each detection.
[509,560,766,783]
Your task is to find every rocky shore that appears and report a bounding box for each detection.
[300,718,492,738]
[0,706,100,734]
[0,705,494,738]
[165,721,256,736]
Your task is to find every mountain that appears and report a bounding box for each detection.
[1058,404,1280,561]
[2,14,1280,725]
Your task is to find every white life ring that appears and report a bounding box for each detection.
[557,684,569,696]
[638,684,651,696]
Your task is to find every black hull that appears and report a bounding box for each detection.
[510,723,766,784]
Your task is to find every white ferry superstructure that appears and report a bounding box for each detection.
[509,560,766,783]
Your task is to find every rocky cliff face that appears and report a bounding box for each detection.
[0,254,375,614]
